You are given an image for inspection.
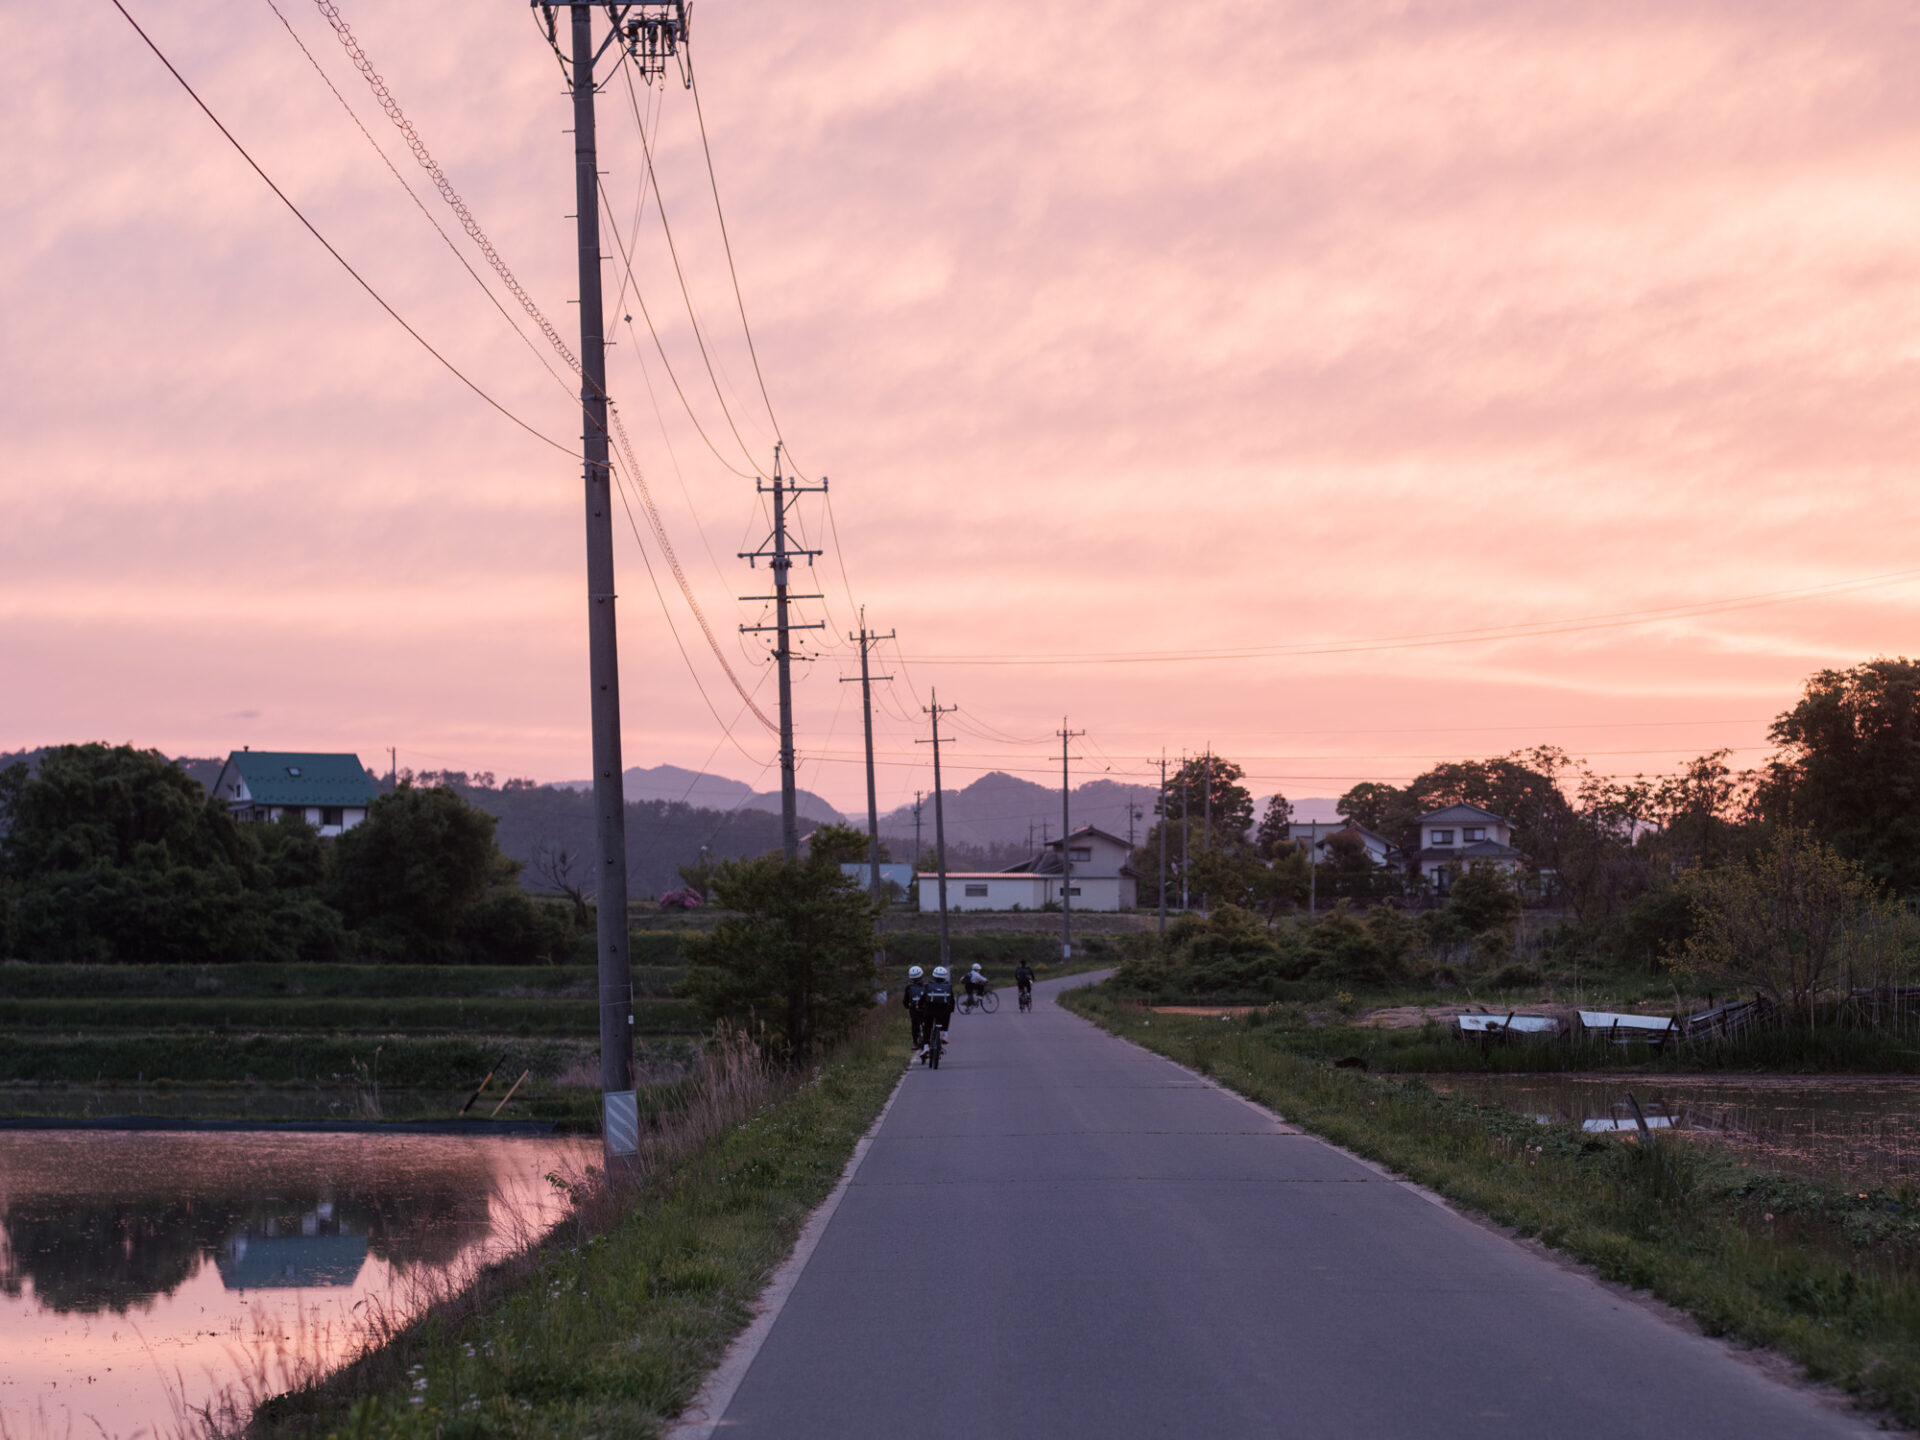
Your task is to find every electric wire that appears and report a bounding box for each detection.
[262,0,578,405]
[105,0,574,456]
[281,0,774,734]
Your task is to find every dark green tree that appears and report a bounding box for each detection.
[678,854,880,1060]
[0,744,340,964]
[330,785,524,962]
[1158,755,1254,846]
[1254,793,1294,859]
[1756,658,1920,892]
[805,822,888,866]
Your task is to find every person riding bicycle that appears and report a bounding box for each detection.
[902,965,930,1049]
[964,963,988,1004]
[1014,960,1035,1002]
[924,965,956,1054]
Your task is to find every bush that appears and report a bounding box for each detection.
[330,785,516,963]
[678,854,880,1060]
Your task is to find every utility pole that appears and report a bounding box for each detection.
[543,0,689,1177]
[917,695,958,973]
[388,746,397,791]
[739,442,825,860]
[839,612,895,902]
[1180,753,1190,911]
[913,791,924,868]
[1158,751,1168,935]
[1124,800,1143,848]
[1309,820,1319,915]
[1058,720,1085,961]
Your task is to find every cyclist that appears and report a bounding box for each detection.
[1014,959,1035,1007]
[924,965,956,1054]
[902,965,930,1050]
[964,963,988,1005]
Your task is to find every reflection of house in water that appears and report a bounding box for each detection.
[216,1204,367,1290]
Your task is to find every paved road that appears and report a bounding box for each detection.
[706,975,1872,1439]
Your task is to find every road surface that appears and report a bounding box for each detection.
[694,974,1873,1439]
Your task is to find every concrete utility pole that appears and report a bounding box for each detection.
[548,0,690,1175]
[1158,751,1168,935]
[840,611,895,903]
[913,791,924,869]
[1180,753,1190,912]
[917,695,958,973]
[739,442,825,860]
[1058,720,1085,961]
[1309,820,1320,915]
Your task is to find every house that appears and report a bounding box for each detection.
[1413,803,1522,892]
[1287,820,1400,868]
[914,825,1139,912]
[914,871,1058,912]
[838,862,917,896]
[207,750,375,837]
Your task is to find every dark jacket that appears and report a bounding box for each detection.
[924,977,955,1019]
[1014,963,1036,989]
[903,980,930,1013]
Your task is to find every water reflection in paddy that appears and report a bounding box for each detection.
[0,1129,593,1437]
[1427,1073,1920,1189]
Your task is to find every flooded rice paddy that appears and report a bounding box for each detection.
[1428,1073,1920,1190]
[0,1128,593,1437]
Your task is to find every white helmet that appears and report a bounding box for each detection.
[970,964,984,974]
[932,965,950,980]
[907,965,924,980]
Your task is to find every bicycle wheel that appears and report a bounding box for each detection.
[1019,990,1032,1012]
[980,989,1000,1014]
[928,1027,943,1069]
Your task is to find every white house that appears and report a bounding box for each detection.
[1413,803,1522,892]
[207,750,375,837]
[914,872,1057,912]
[914,825,1140,912]
[1287,820,1400,868]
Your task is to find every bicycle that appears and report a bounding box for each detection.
[925,1023,945,1069]
[1017,985,1032,1012]
[958,986,999,1015]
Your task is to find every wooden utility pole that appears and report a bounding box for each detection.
[1058,720,1085,961]
[917,696,958,972]
[739,443,825,860]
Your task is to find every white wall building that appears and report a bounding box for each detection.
[207,750,374,837]
[1413,803,1522,891]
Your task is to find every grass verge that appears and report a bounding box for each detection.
[248,1013,908,1438]
[1063,985,1920,1429]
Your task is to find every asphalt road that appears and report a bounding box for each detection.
[704,974,1874,1439]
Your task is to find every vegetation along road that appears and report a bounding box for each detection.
[688,973,1874,1440]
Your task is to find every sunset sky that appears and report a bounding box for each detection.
[6,0,1919,816]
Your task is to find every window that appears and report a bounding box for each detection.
[964,883,989,898]
[1431,829,1454,845]
[282,807,307,823]
[1068,847,1092,862]
[1464,827,1485,842]
[286,765,302,777]
[1067,886,1082,896]
[321,807,344,827]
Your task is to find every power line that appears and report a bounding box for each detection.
[105,0,573,455]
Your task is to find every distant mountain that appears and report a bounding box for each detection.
[876,771,1163,854]
[552,764,845,826]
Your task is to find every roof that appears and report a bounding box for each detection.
[916,872,1054,881]
[212,751,374,807]
[1417,840,1522,862]
[1041,825,1133,851]
[1417,803,1510,825]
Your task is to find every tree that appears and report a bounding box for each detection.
[678,854,880,1060]
[1443,862,1522,936]
[531,838,592,926]
[1254,794,1293,860]
[805,822,888,867]
[1672,828,1897,1022]
[330,785,516,962]
[1336,782,1416,841]
[1756,658,1920,893]
[1158,755,1254,846]
[0,743,340,964]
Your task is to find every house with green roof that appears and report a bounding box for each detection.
[207,750,375,837]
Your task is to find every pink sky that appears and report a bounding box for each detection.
[6,0,1919,815]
